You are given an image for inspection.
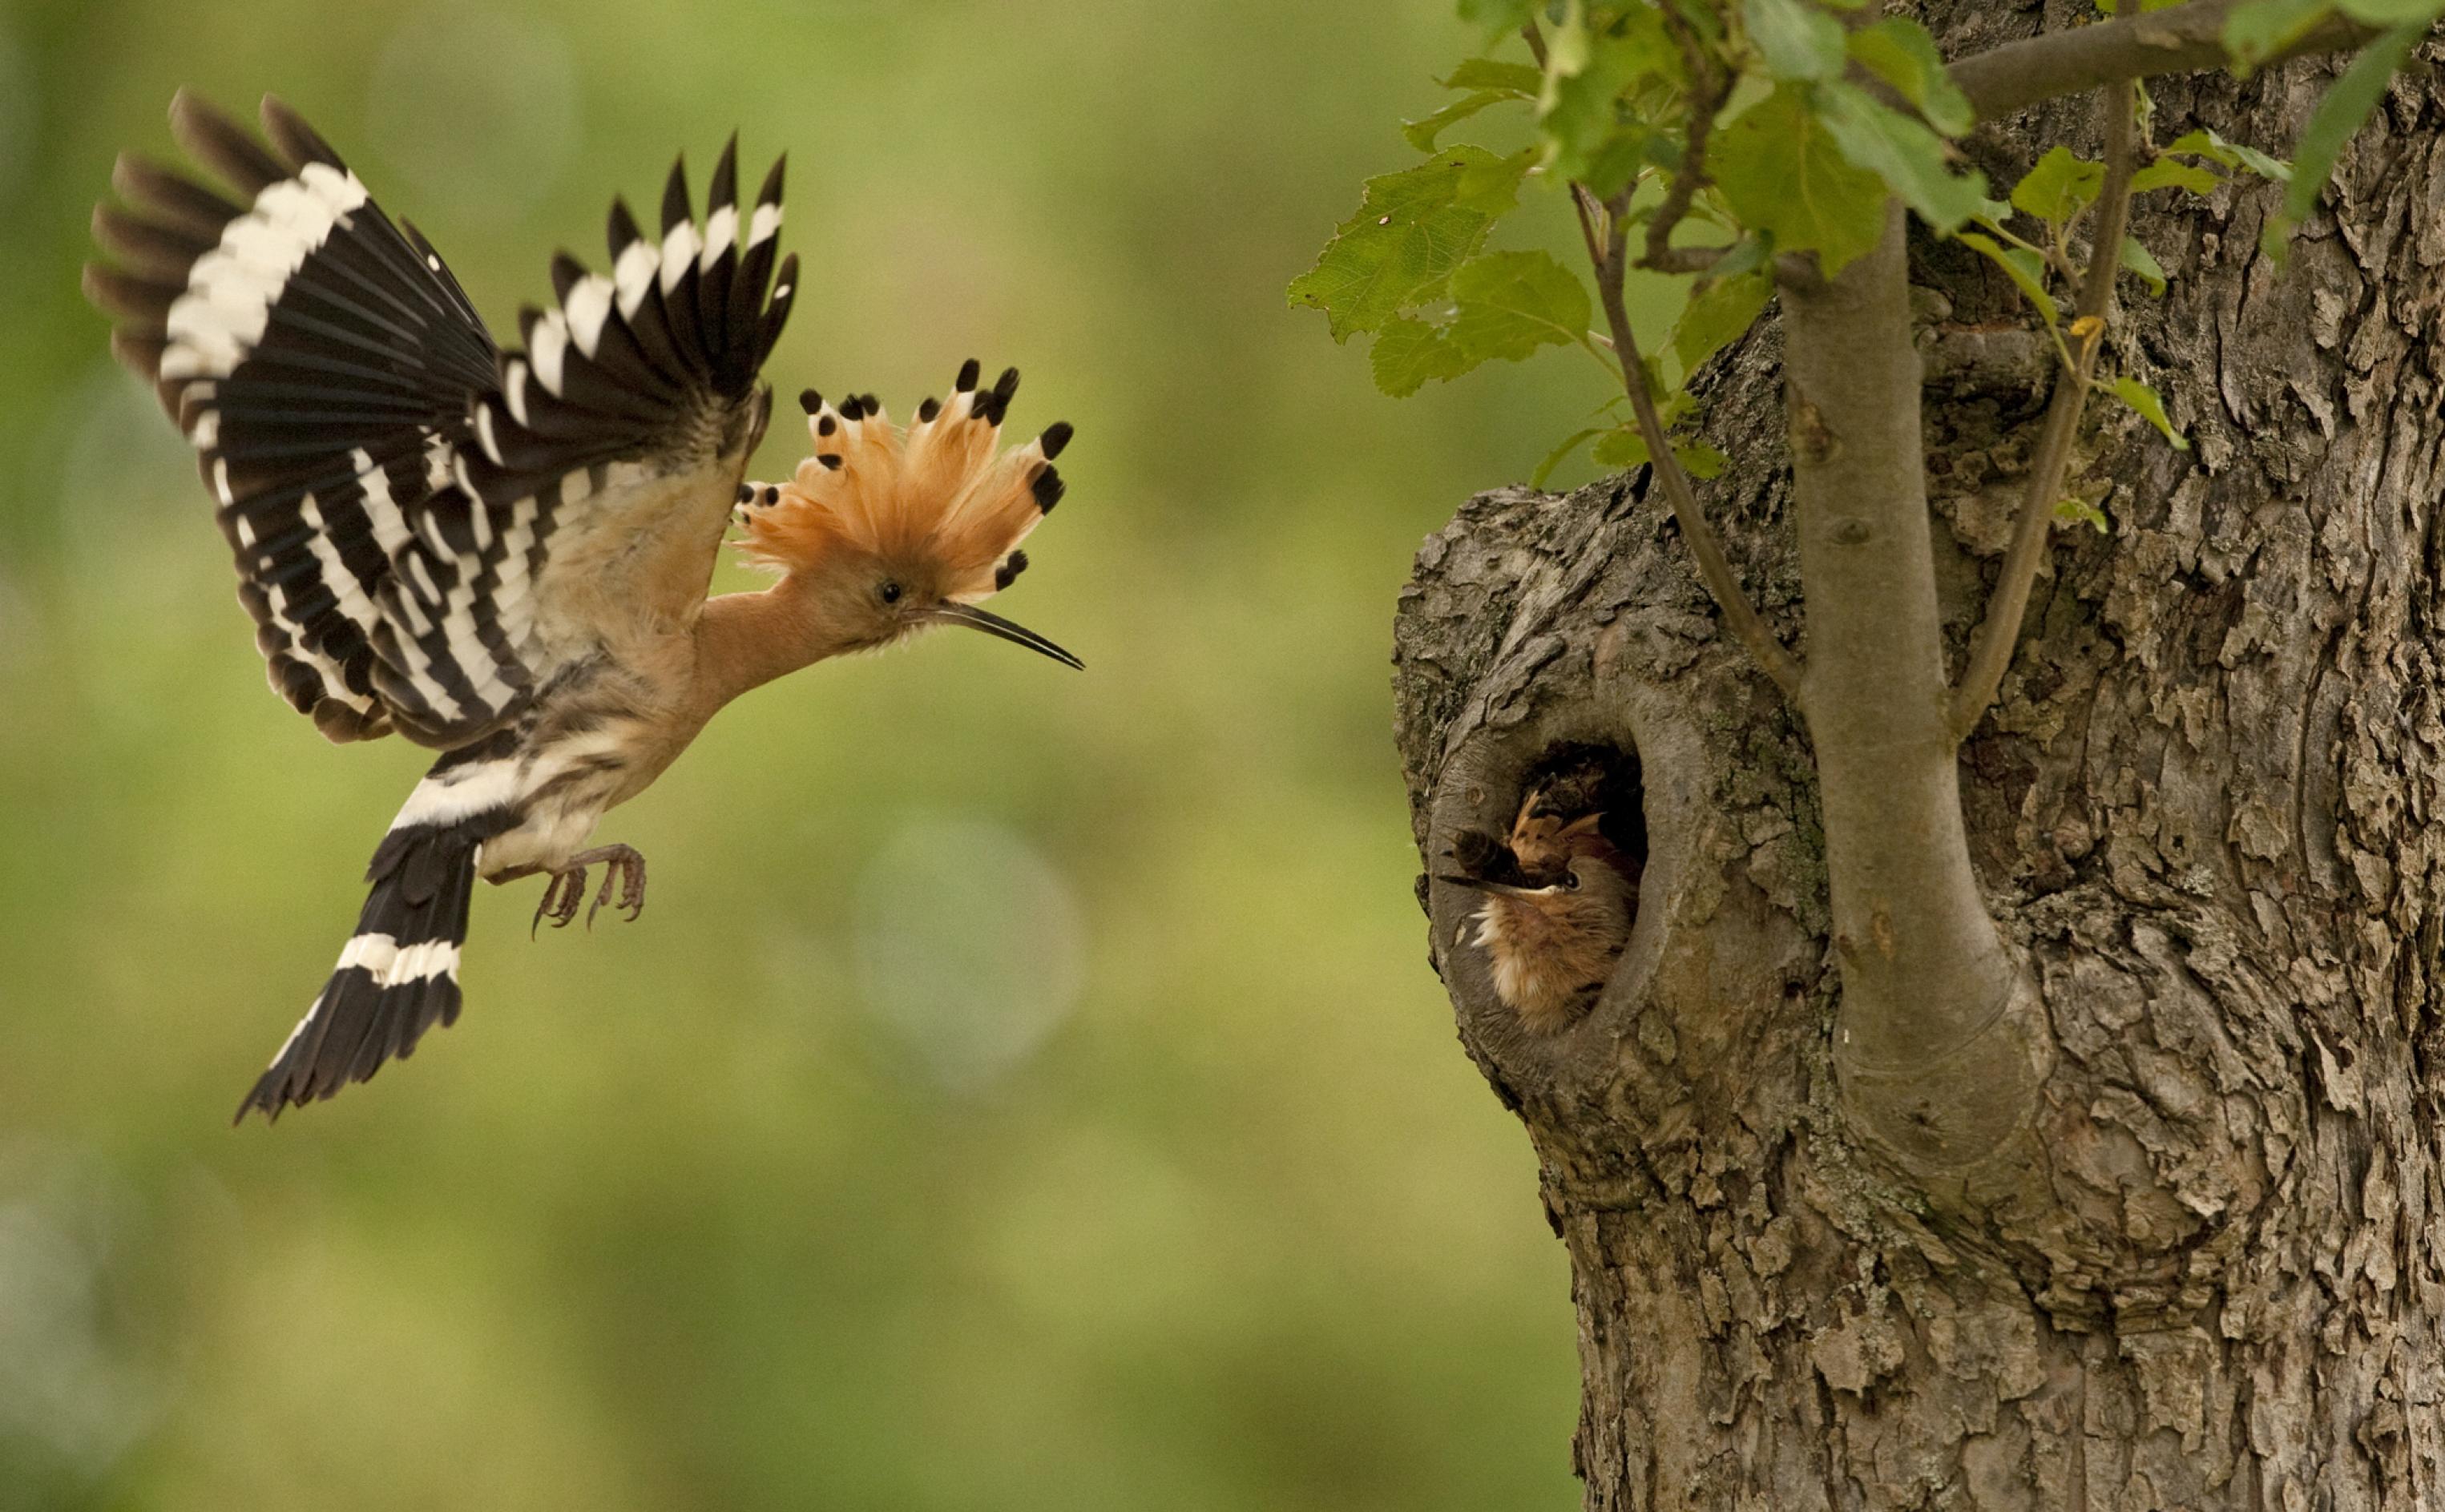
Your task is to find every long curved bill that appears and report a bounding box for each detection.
[929,602,1083,670]
[1435,873,1485,889]
[1434,873,1551,899]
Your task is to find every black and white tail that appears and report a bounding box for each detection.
[236,793,517,1123]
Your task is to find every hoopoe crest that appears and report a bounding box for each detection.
[735,369,1078,665]
[84,91,1082,1122]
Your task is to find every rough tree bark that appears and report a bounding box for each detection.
[1393,6,2445,1506]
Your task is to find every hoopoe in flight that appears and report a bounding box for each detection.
[1441,774,1637,1033]
[84,92,1080,1122]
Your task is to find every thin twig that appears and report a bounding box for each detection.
[1948,2,2143,740]
[1640,10,1732,272]
[1948,0,2375,123]
[1644,245,1739,275]
[1530,11,1726,274]
[1572,186,1804,698]
[1535,9,1794,692]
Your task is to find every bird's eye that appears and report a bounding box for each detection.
[878,579,903,605]
[1562,870,1582,891]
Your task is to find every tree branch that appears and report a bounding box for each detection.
[1781,203,2052,1167]
[1950,9,2144,740]
[1949,0,2378,123]
[1640,4,1733,273]
[1572,187,1804,700]
[1523,16,1797,695]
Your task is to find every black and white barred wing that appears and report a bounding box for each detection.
[87,91,502,744]
[235,135,807,1114]
[89,95,799,752]
[397,136,800,721]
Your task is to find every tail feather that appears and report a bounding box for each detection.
[238,804,515,1123]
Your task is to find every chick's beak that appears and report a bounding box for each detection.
[1435,873,1540,899]
[927,602,1084,670]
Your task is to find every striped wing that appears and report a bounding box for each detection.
[383,135,797,743]
[88,91,498,742]
[88,93,798,748]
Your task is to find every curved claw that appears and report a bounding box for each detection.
[531,866,587,937]
[535,845,648,937]
[600,850,646,925]
[585,865,617,930]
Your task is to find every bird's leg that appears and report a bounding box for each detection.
[565,844,648,928]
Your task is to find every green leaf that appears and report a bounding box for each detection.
[1845,18,1975,135]
[1577,129,1668,199]
[1711,83,1889,276]
[1531,426,1607,487]
[1457,0,1539,37]
[1404,91,1513,151]
[2223,0,2334,74]
[1745,0,1846,80]
[1442,58,1544,95]
[1370,318,1474,397]
[2108,375,2189,450]
[1676,441,1731,479]
[2010,146,2104,223]
[1544,0,1592,84]
[2053,494,2112,533]
[2120,236,2168,296]
[1812,80,1989,233]
[1592,426,1652,468]
[1708,235,1774,280]
[1958,230,2060,325]
[1671,268,1773,376]
[2334,0,2445,22]
[2261,22,2423,261]
[1577,429,1729,478]
[1359,251,1593,398]
[1446,250,1594,363]
[2163,127,2290,182]
[1539,10,1681,194]
[1668,0,1735,36]
[2129,158,2221,196]
[1642,353,1676,413]
[1287,147,1527,341]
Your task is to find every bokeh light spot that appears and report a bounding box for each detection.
[852,814,1084,1092]
[0,1143,159,1491]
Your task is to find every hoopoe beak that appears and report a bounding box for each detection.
[926,602,1084,671]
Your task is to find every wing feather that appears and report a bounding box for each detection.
[91,92,797,749]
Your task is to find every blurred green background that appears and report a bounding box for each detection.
[0,2,1645,1506]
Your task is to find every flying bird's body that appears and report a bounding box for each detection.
[85,92,1079,1120]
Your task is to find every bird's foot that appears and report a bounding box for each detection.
[573,844,647,928]
[533,867,586,935]
[530,845,648,936]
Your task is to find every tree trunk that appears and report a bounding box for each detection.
[1390,10,2445,1506]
